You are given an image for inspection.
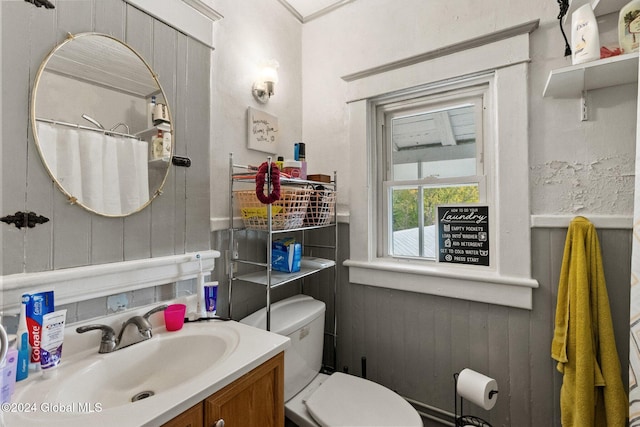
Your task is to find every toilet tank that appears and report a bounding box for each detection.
[240,294,326,401]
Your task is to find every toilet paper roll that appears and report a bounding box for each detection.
[456,368,498,410]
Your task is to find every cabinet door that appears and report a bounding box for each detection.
[161,402,204,427]
[205,353,284,427]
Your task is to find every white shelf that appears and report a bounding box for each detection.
[564,0,627,23]
[231,175,335,188]
[136,123,171,139]
[238,222,337,234]
[543,53,639,98]
[149,157,170,167]
[235,257,336,287]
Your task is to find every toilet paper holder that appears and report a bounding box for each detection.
[453,371,496,427]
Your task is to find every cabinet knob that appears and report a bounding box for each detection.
[214,419,225,427]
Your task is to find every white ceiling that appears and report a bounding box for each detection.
[278,0,353,22]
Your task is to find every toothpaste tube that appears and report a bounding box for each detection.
[204,282,218,316]
[25,291,54,365]
[40,310,67,376]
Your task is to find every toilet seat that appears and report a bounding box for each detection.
[304,372,423,427]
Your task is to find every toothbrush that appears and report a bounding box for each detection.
[196,254,206,318]
[16,295,30,380]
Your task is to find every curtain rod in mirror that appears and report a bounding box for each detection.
[36,117,141,140]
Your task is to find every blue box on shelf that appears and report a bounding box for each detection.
[272,238,302,273]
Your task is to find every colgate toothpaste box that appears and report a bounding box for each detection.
[24,292,54,364]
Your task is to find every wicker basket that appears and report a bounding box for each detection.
[304,186,336,226]
[236,188,312,230]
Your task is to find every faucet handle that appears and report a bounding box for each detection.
[76,324,117,353]
[143,304,168,320]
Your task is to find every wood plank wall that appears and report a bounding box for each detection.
[213,225,631,427]
[1,0,211,277]
[337,226,630,427]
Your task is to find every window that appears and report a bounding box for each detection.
[378,89,487,260]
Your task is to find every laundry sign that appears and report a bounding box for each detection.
[437,205,489,266]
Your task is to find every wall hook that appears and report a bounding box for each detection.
[1,211,50,229]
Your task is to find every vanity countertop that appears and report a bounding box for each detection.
[3,319,290,426]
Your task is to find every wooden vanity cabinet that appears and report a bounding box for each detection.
[163,402,204,427]
[161,352,284,427]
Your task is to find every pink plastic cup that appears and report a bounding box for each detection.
[164,304,186,331]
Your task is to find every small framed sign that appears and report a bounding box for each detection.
[437,205,489,266]
[247,107,278,154]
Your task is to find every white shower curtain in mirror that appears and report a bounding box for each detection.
[37,122,149,216]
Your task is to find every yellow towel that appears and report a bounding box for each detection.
[551,216,628,426]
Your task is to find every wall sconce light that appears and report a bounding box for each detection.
[252,59,279,104]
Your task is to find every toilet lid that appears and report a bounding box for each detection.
[304,373,423,427]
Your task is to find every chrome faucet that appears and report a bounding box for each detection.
[75,324,117,353]
[117,304,167,344]
[76,304,168,353]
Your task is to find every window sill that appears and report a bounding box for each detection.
[344,258,538,309]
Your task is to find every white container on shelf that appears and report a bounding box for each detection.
[572,3,601,65]
[619,0,640,53]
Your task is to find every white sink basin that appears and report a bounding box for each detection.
[6,320,289,427]
[46,331,236,410]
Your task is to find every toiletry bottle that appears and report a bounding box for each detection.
[276,156,284,171]
[153,103,170,125]
[162,130,172,161]
[204,282,219,317]
[571,3,600,65]
[298,142,307,179]
[619,0,640,53]
[148,95,156,128]
[152,130,164,160]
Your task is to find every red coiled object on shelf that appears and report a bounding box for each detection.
[255,162,281,204]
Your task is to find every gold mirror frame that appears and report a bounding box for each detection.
[31,32,173,217]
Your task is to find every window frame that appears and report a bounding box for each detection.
[377,87,489,261]
[343,27,538,310]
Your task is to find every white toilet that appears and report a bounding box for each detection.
[241,294,423,427]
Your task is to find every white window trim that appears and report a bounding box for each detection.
[343,23,539,309]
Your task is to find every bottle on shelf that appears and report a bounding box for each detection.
[619,0,640,53]
[147,95,156,128]
[162,130,172,161]
[152,129,164,160]
[571,3,600,65]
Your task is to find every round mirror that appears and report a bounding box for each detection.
[31,32,173,217]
